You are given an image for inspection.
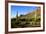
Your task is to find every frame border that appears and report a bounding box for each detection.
[5,1,45,34]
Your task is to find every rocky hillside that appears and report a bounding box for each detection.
[19,7,41,20]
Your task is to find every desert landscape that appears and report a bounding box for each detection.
[11,7,41,28]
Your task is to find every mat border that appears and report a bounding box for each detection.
[5,1,45,34]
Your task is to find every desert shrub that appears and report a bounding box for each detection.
[30,19,32,21]
[20,19,26,21]
[36,18,40,22]
[20,15,24,17]
[11,18,16,21]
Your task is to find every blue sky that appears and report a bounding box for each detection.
[11,5,38,18]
